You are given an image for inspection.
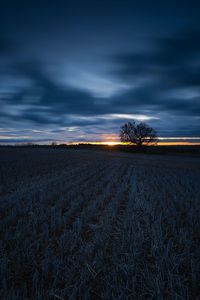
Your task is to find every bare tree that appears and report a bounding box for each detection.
[120,120,158,146]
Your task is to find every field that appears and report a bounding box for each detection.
[0,148,200,299]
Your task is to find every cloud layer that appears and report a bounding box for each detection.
[0,1,200,143]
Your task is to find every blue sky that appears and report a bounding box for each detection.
[0,0,200,143]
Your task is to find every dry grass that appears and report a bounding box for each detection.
[0,148,200,299]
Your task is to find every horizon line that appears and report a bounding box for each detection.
[1,141,200,146]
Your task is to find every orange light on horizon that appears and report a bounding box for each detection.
[103,141,119,146]
[66,141,200,146]
[157,141,200,146]
[60,133,200,147]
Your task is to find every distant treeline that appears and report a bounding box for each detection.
[0,143,200,156]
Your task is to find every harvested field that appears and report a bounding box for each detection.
[0,148,200,299]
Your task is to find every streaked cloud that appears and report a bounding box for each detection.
[66,71,131,98]
[0,1,200,143]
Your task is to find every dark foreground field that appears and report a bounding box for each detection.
[0,148,200,299]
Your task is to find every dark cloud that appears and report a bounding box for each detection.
[110,29,200,130]
[0,36,15,55]
[2,60,97,113]
[113,29,200,87]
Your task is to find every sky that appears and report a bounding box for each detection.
[0,0,200,144]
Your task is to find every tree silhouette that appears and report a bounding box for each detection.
[120,120,158,146]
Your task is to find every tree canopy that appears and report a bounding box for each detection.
[120,121,158,146]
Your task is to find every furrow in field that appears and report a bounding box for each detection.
[60,162,129,246]
[0,161,110,232]
[57,164,134,298]
[49,162,121,235]
[0,158,101,203]
[2,162,123,295]
[1,164,111,234]
[0,153,86,196]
